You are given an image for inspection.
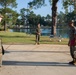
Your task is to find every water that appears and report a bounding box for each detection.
[9,28,68,38]
[41,28,68,38]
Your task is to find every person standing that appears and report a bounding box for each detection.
[68,20,76,65]
[35,23,41,45]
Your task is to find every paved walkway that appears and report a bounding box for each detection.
[0,44,76,75]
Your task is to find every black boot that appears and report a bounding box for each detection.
[73,59,76,65]
[69,59,76,65]
[69,60,74,64]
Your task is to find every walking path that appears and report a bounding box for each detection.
[0,44,76,75]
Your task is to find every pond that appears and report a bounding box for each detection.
[9,28,69,38]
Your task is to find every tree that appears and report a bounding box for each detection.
[28,0,59,36]
[20,8,26,26]
[28,11,40,27]
[28,0,76,36]
[0,8,19,28]
[0,0,17,31]
[51,0,59,36]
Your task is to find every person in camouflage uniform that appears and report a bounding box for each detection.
[68,20,76,65]
[35,23,41,45]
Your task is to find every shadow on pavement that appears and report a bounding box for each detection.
[2,61,75,67]
[5,50,69,54]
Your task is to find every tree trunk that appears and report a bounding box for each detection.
[4,20,7,31]
[4,4,7,31]
[51,0,59,37]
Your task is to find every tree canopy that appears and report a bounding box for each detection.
[28,0,76,36]
[0,0,18,30]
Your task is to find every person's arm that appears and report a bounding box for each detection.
[74,34,76,45]
[36,28,38,34]
[74,27,76,45]
[37,28,40,35]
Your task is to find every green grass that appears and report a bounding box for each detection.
[0,31,69,45]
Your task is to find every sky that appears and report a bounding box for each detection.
[16,0,65,16]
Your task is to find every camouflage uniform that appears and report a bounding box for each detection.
[36,27,41,44]
[69,26,76,62]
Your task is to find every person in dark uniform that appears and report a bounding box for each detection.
[35,23,41,45]
[68,20,76,65]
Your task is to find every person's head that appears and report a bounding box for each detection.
[37,23,40,28]
[69,20,74,27]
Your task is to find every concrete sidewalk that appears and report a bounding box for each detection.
[0,44,76,75]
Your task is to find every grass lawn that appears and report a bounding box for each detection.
[0,31,69,45]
